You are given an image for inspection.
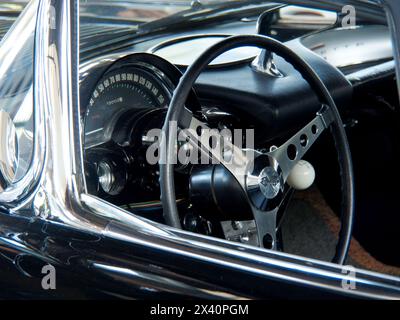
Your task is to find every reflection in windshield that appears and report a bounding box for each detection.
[0,0,37,183]
[80,0,190,23]
[78,0,272,24]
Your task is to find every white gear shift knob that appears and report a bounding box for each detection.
[287,160,315,190]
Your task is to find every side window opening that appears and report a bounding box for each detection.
[0,1,37,192]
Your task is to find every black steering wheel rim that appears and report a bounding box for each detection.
[159,35,354,265]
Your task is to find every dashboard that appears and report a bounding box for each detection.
[79,19,396,224]
[147,25,393,72]
[81,54,200,207]
[301,25,393,69]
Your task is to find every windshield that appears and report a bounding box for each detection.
[79,0,279,28]
[80,0,190,23]
[79,0,245,22]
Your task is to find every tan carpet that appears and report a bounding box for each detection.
[293,187,400,276]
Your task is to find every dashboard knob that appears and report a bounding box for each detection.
[96,156,127,196]
[287,160,315,190]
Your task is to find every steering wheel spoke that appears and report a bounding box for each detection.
[252,206,278,249]
[267,105,333,182]
[179,109,253,183]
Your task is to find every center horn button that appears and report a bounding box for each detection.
[246,155,284,211]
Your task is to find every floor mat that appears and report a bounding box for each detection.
[282,187,400,277]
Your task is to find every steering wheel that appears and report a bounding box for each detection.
[159,35,354,265]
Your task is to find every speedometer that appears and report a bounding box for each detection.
[82,54,200,201]
[84,65,171,149]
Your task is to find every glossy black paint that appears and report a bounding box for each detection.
[0,209,364,299]
[2,204,400,299]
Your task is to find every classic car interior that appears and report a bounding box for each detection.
[75,0,400,273]
[0,1,399,299]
